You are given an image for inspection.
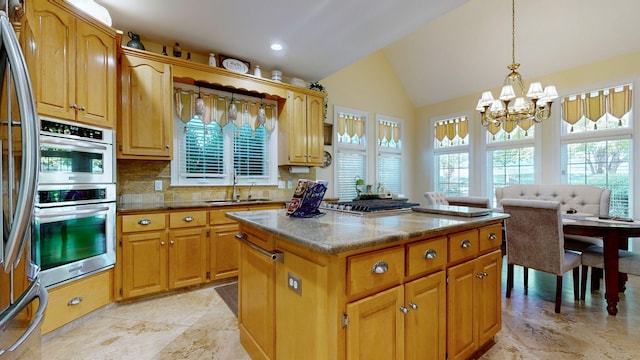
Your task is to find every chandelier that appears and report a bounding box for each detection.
[476,0,558,130]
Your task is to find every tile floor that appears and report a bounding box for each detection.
[42,263,640,359]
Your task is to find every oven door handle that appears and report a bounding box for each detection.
[37,206,111,218]
[41,136,108,151]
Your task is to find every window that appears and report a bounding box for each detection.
[377,116,403,195]
[560,84,633,217]
[171,84,278,186]
[485,116,538,206]
[335,107,367,201]
[433,116,470,196]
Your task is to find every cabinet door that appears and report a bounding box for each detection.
[305,95,324,165]
[476,250,502,345]
[286,91,308,163]
[30,1,76,121]
[239,239,276,360]
[447,259,477,360]
[168,228,208,289]
[119,54,172,158]
[346,285,404,360]
[121,231,168,298]
[404,271,446,360]
[75,20,115,128]
[210,224,240,280]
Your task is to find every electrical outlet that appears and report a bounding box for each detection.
[287,180,293,189]
[278,180,285,189]
[154,180,162,191]
[287,272,302,295]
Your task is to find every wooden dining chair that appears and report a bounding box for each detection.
[580,245,640,299]
[501,199,582,313]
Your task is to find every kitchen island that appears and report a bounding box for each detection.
[227,208,508,360]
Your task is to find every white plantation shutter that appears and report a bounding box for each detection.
[337,150,366,201]
[377,153,401,194]
[181,119,224,178]
[233,124,269,179]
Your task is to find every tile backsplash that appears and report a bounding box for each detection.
[117,160,315,204]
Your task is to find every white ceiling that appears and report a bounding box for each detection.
[95,0,640,108]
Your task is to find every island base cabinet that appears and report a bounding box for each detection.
[238,239,276,360]
[346,286,404,360]
[447,250,502,360]
[404,271,446,360]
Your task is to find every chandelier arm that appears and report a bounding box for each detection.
[511,0,516,66]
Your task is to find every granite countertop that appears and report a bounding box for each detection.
[227,209,509,255]
[117,198,289,213]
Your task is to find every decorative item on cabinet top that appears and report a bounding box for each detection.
[126,31,145,50]
[173,84,277,133]
[219,54,250,74]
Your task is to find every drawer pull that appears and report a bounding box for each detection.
[423,249,437,259]
[399,306,409,314]
[460,239,472,248]
[138,219,151,225]
[67,296,83,306]
[408,302,418,310]
[488,232,497,241]
[371,261,389,274]
[235,233,284,263]
[183,216,194,222]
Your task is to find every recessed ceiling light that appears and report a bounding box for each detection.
[270,43,283,51]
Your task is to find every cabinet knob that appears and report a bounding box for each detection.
[408,302,418,310]
[399,306,409,314]
[166,144,170,149]
[160,241,166,246]
[488,232,497,241]
[70,103,78,109]
[138,219,151,225]
[475,272,488,279]
[371,261,389,274]
[170,240,175,245]
[79,105,85,111]
[423,249,437,259]
[460,239,472,248]
[67,296,83,306]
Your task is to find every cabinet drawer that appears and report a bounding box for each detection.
[448,229,479,264]
[406,236,447,277]
[121,213,166,232]
[42,270,113,334]
[170,210,207,228]
[347,247,404,297]
[479,224,502,252]
[210,208,243,225]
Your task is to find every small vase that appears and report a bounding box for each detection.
[209,53,217,67]
[173,43,182,58]
[254,65,262,77]
[126,31,145,50]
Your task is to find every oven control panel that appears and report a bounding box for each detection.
[41,118,104,141]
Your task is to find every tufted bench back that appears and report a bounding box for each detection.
[495,184,611,216]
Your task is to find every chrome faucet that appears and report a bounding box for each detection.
[232,169,240,202]
[248,181,256,200]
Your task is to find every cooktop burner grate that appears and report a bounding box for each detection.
[323,199,420,214]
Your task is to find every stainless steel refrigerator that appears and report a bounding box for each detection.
[0,8,48,360]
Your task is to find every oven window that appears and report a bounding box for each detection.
[40,146,104,174]
[34,215,107,270]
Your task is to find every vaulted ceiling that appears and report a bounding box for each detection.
[97,0,640,108]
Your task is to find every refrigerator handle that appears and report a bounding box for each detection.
[0,282,48,353]
[1,12,40,272]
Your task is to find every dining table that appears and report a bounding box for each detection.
[562,215,640,316]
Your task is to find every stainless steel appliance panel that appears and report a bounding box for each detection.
[32,202,116,288]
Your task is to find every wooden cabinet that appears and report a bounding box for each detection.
[118,51,173,159]
[25,0,116,128]
[447,249,502,360]
[42,269,113,334]
[239,228,277,360]
[120,210,207,298]
[278,91,324,166]
[236,218,504,360]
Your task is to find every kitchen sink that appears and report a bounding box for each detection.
[205,198,271,204]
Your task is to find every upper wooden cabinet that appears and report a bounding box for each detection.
[278,91,324,166]
[118,51,173,159]
[23,0,116,128]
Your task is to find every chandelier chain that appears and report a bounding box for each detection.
[511,0,515,65]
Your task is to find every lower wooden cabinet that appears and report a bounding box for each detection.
[447,249,502,360]
[168,227,208,288]
[210,223,241,280]
[121,230,168,298]
[42,269,113,334]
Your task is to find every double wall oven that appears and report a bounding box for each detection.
[33,118,116,288]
